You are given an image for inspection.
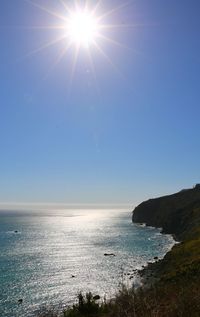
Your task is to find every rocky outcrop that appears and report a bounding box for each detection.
[132,185,200,240]
[132,185,200,288]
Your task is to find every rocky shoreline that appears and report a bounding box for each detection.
[136,227,177,288]
[132,185,200,288]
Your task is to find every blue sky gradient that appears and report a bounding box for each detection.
[0,0,200,207]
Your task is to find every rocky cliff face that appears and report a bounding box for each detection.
[132,185,200,290]
[132,185,200,240]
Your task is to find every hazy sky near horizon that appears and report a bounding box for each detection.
[0,0,200,208]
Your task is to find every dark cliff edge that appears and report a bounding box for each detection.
[132,185,200,241]
[132,185,200,287]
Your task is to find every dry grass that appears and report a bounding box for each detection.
[37,280,200,317]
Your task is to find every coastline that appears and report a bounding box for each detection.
[134,223,178,288]
[132,186,200,290]
[2,188,200,317]
[59,188,200,317]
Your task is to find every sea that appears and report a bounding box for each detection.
[0,209,175,317]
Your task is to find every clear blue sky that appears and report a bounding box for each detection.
[0,0,200,208]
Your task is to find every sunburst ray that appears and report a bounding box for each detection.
[93,42,123,79]
[68,45,80,94]
[21,0,139,86]
[59,0,72,15]
[24,34,67,58]
[97,33,132,52]
[86,48,100,94]
[42,42,73,81]
[25,0,68,22]
[97,1,133,22]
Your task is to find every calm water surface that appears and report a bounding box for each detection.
[0,209,175,316]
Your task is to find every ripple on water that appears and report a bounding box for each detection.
[0,210,175,317]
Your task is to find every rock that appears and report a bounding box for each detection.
[104,253,116,256]
[71,275,76,278]
[132,186,200,241]
[154,256,158,260]
[18,299,23,304]
[93,295,100,300]
[14,231,18,233]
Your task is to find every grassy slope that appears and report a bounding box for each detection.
[132,186,200,279]
[131,186,200,316]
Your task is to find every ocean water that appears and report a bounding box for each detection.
[0,209,175,317]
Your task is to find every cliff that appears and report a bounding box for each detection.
[132,185,200,240]
[132,185,200,288]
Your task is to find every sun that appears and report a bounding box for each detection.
[66,9,99,48]
[25,0,135,83]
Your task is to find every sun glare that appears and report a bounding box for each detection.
[25,0,135,84]
[66,10,99,47]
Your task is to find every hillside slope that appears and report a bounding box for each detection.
[132,185,200,240]
[132,185,200,288]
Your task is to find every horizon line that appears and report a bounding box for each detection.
[0,202,135,210]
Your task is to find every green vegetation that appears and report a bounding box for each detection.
[37,292,108,317]
[38,282,200,317]
[38,186,200,317]
[64,292,107,317]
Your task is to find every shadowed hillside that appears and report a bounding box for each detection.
[132,185,200,313]
[132,184,200,240]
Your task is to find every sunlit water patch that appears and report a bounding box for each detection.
[0,209,175,316]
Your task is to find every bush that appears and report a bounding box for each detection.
[64,292,104,317]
